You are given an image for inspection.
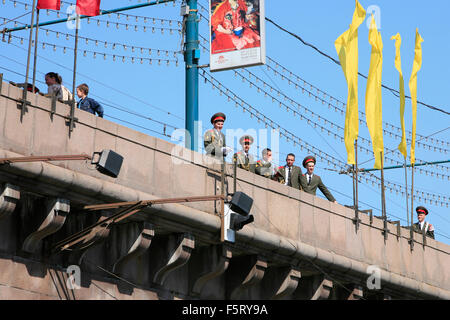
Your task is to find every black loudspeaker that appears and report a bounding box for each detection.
[93,149,123,178]
[230,191,253,217]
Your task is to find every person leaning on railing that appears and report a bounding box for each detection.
[42,72,73,102]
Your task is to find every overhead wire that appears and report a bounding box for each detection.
[3,41,186,121]
[194,8,450,155]
[196,33,450,180]
[265,16,450,116]
[0,52,182,142]
[200,69,449,207]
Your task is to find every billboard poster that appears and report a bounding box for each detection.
[209,0,266,72]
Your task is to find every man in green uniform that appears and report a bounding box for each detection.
[233,135,256,173]
[300,155,336,203]
[274,153,303,190]
[256,148,275,179]
[412,206,435,239]
[204,112,232,160]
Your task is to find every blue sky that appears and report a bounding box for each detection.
[1,0,449,244]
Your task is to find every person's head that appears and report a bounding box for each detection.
[228,0,239,10]
[214,120,224,130]
[45,72,61,86]
[416,206,428,223]
[239,135,253,152]
[303,156,316,175]
[26,84,39,93]
[286,153,295,167]
[76,83,89,98]
[211,112,226,131]
[262,148,272,161]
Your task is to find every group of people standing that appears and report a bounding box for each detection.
[42,72,104,118]
[204,112,436,239]
[204,112,337,203]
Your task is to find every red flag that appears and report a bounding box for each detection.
[37,0,61,10]
[76,0,101,16]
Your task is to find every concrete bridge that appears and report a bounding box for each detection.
[0,80,448,300]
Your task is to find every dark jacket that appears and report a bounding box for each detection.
[78,97,104,117]
[412,222,435,239]
[300,173,336,202]
[274,165,303,190]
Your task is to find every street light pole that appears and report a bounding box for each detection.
[185,0,199,151]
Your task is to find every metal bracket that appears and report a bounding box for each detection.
[422,228,427,248]
[50,92,57,120]
[19,89,30,122]
[0,73,3,93]
[389,220,401,240]
[409,228,415,252]
[65,100,78,137]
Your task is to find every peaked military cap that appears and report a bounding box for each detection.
[416,206,428,215]
[239,135,254,145]
[211,112,226,124]
[302,155,316,168]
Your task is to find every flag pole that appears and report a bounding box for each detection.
[21,0,37,122]
[353,140,359,232]
[380,151,387,241]
[404,159,409,226]
[68,13,80,137]
[410,163,415,250]
[31,9,40,93]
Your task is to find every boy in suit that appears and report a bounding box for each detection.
[412,206,435,239]
[301,155,336,203]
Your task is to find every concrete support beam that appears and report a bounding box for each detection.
[22,198,70,253]
[112,222,154,275]
[189,244,232,297]
[68,211,112,265]
[347,285,364,300]
[153,233,195,286]
[0,183,20,220]
[329,282,364,300]
[226,255,268,300]
[259,266,302,300]
[270,267,302,300]
[294,274,333,300]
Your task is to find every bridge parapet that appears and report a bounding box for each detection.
[0,80,448,299]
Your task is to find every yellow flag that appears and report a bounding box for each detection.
[408,29,424,165]
[391,33,407,159]
[365,15,384,169]
[335,0,366,165]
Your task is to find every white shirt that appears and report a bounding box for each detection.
[307,173,314,184]
[284,166,291,186]
[419,221,431,232]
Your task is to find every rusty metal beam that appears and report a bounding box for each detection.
[83,195,225,211]
[0,154,92,164]
[53,195,225,253]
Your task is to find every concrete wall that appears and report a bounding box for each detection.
[0,81,449,299]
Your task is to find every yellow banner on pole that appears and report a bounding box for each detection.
[365,15,384,169]
[391,33,407,159]
[334,0,366,165]
[408,29,424,165]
